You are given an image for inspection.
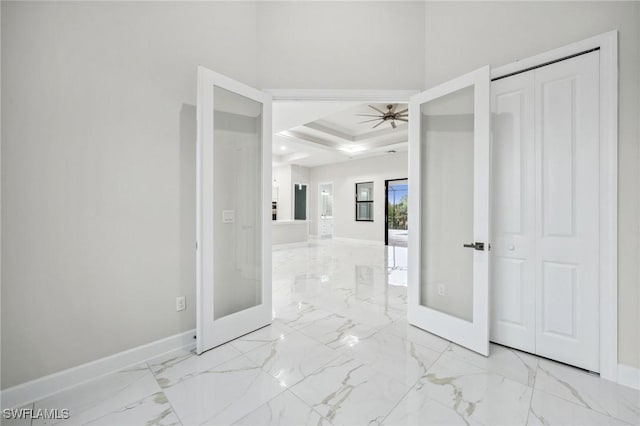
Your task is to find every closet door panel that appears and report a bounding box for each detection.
[534,51,600,372]
[540,77,577,237]
[490,72,536,352]
[541,261,577,337]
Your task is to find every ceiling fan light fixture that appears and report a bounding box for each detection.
[357,104,408,129]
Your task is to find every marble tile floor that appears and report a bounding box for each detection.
[5,240,638,426]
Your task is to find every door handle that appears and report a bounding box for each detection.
[463,242,486,251]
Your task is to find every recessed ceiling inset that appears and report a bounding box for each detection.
[272,102,409,167]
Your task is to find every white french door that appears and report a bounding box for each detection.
[408,66,491,356]
[196,67,272,354]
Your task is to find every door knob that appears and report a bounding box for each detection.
[463,242,486,251]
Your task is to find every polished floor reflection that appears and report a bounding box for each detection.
[387,229,408,248]
[12,240,639,425]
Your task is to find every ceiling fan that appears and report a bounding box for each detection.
[357,104,408,129]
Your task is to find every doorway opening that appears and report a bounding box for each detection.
[385,178,408,247]
[318,182,334,239]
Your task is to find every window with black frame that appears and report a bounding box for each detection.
[355,181,374,221]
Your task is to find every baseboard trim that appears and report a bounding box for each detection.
[617,363,640,390]
[1,329,196,410]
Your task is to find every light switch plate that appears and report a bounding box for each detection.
[222,210,235,223]
[176,296,186,312]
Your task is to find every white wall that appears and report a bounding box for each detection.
[273,164,310,221]
[291,165,310,190]
[308,154,408,243]
[256,1,425,90]
[0,1,261,389]
[1,1,427,389]
[423,1,640,369]
[273,165,292,220]
[291,165,310,220]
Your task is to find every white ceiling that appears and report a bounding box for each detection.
[273,102,408,168]
[272,101,361,134]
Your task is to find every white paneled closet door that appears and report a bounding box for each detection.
[490,51,600,372]
[490,72,536,354]
[534,52,600,372]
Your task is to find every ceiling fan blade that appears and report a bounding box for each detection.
[389,104,397,113]
[372,120,386,129]
[358,118,382,123]
[390,120,397,129]
[395,118,409,122]
[356,114,382,117]
[368,105,386,115]
[395,108,408,115]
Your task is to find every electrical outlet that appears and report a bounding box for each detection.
[437,284,445,296]
[176,296,186,312]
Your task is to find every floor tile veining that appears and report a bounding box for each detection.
[14,240,639,425]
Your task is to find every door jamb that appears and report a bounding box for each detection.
[318,181,334,238]
[492,30,618,381]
